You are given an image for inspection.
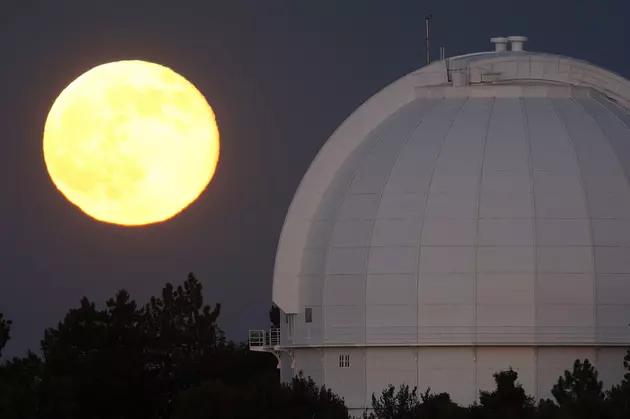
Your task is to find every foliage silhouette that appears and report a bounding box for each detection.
[0,312,11,359]
[39,292,158,419]
[0,351,41,418]
[0,273,299,419]
[365,385,467,419]
[549,359,609,419]
[416,389,466,419]
[363,357,630,419]
[172,371,349,419]
[365,383,420,419]
[478,368,536,419]
[2,279,630,419]
[606,349,630,419]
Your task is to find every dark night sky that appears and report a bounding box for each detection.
[1,0,628,358]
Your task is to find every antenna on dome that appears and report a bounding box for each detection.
[425,14,433,65]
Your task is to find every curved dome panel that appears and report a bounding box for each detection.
[290,88,630,347]
[273,51,630,315]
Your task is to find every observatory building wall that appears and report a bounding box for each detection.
[268,47,630,413]
[290,346,626,412]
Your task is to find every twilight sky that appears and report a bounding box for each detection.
[1,0,629,358]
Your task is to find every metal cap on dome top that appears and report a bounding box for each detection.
[507,35,528,51]
[490,36,509,52]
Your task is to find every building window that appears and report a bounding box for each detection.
[305,307,313,323]
[339,354,350,368]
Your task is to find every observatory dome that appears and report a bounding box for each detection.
[262,37,630,413]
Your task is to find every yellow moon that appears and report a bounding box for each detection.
[42,60,220,226]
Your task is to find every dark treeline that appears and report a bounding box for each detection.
[365,359,630,419]
[0,273,629,419]
[0,274,347,419]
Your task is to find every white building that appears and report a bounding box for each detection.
[250,36,630,416]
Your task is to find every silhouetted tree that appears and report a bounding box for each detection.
[287,372,350,419]
[605,384,629,419]
[478,368,535,419]
[30,273,280,419]
[366,385,469,419]
[366,383,420,419]
[0,312,11,359]
[141,273,223,417]
[39,292,157,419]
[417,389,467,419]
[550,359,609,419]
[606,349,630,419]
[172,372,349,419]
[535,398,560,419]
[33,274,228,419]
[0,273,351,419]
[0,351,42,418]
[171,378,243,419]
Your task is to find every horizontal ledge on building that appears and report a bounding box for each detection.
[414,84,595,99]
[251,342,630,349]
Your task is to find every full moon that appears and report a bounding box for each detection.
[43,60,220,226]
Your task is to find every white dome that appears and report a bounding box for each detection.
[268,47,630,411]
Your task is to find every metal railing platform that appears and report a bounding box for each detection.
[249,328,280,348]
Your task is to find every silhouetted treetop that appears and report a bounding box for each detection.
[479,368,535,419]
[550,359,608,419]
[0,312,11,359]
[34,273,226,419]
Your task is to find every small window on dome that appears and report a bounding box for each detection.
[305,307,313,323]
[339,354,350,368]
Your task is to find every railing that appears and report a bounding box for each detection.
[249,328,281,348]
